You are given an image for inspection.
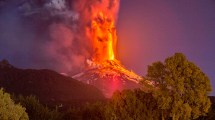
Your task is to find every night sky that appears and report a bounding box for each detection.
[117,0,215,95]
[0,0,215,95]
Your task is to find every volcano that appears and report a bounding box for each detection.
[73,60,152,97]
[71,0,153,97]
[14,0,154,97]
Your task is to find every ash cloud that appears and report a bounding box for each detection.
[0,0,119,75]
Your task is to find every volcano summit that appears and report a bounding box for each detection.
[73,60,147,97]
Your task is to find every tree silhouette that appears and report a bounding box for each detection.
[0,88,29,120]
[145,53,212,119]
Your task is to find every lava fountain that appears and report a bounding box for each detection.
[89,11,117,62]
[73,0,119,63]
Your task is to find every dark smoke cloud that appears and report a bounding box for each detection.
[0,0,119,75]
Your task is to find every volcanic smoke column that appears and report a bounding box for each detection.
[72,0,149,97]
[73,0,119,63]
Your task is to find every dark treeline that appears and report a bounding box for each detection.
[1,88,215,120]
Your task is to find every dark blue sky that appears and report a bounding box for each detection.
[117,0,215,95]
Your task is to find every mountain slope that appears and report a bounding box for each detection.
[0,60,105,107]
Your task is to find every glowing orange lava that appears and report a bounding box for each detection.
[86,0,119,63]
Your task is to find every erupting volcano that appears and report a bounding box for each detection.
[72,0,152,97]
[17,0,152,97]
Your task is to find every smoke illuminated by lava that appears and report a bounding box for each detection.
[73,0,119,63]
[30,0,121,74]
[45,0,121,73]
[0,0,139,77]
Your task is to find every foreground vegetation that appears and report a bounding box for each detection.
[0,89,29,120]
[0,53,213,119]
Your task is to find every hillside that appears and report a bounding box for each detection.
[0,60,105,107]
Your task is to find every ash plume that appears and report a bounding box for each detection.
[0,0,120,74]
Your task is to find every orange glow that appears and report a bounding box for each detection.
[86,0,119,63]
